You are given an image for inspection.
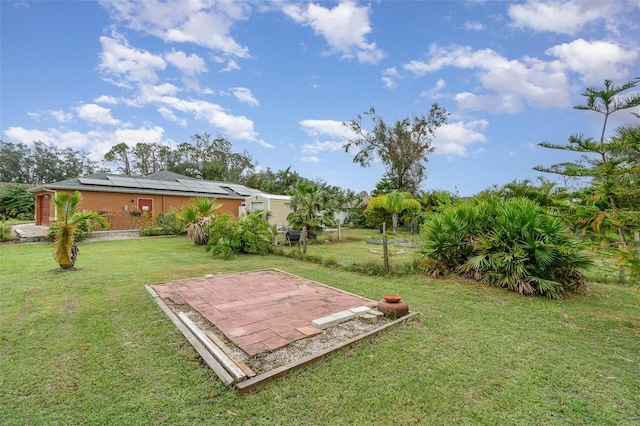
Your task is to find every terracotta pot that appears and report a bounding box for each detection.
[383,294,401,303]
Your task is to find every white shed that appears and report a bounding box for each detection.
[240,193,292,229]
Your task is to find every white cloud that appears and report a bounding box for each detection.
[157,95,268,145]
[463,21,485,31]
[420,79,446,99]
[298,119,357,139]
[283,0,385,64]
[27,110,73,123]
[404,44,571,112]
[299,155,320,163]
[157,106,188,127]
[302,140,344,154]
[76,104,121,125]
[545,38,639,84]
[164,50,207,76]
[4,127,51,144]
[507,0,623,35]
[94,95,118,105]
[231,87,259,106]
[220,59,241,73]
[133,83,180,106]
[433,120,489,155]
[99,0,250,57]
[99,33,166,86]
[382,67,400,89]
[49,110,73,123]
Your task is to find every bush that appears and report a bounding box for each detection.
[205,213,276,259]
[158,210,184,235]
[0,184,34,220]
[0,217,12,242]
[47,212,103,241]
[421,197,592,299]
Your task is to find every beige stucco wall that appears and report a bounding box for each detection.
[246,194,291,228]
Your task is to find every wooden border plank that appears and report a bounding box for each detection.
[144,285,234,386]
[235,311,419,394]
[177,312,246,381]
[207,332,256,378]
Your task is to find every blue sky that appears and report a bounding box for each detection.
[2,0,639,196]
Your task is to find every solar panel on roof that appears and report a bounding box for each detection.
[179,180,206,189]
[139,181,168,190]
[222,184,252,196]
[78,178,114,186]
[199,183,229,195]
[107,176,143,188]
[162,182,185,190]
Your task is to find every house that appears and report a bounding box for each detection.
[240,193,292,230]
[29,171,290,230]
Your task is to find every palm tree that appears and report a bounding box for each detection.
[176,197,221,245]
[52,191,108,269]
[286,181,336,239]
[366,190,421,234]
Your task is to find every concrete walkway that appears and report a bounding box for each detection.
[11,223,141,243]
[11,224,49,242]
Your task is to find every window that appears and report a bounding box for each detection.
[251,202,264,213]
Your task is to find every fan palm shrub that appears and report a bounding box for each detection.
[176,197,221,245]
[51,191,108,269]
[422,197,592,299]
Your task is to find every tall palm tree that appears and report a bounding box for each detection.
[176,197,222,245]
[366,190,421,234]
[52,191,108,269]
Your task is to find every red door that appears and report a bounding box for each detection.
[39,195,51,226]
[138,198,153,219]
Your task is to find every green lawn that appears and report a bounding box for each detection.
[1,236,638,425]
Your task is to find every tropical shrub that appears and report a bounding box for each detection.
[176,197,221,245]
[421,197,500,271]
[158,210,183,235]
[421,197,592,299]
[205,213,275,259]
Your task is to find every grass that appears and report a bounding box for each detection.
[277,228,423,268]
[1,235,639,425]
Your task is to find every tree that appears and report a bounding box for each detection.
[499,177,565,207]
[286,181,336,242]
[0,141,33,183]
[175,133,255,181]
[0,184,34,220]
[104,142,133,175]
[51,191,108,269]
[1,140,98,184]
[343,105,449,194]
[366,190,421,234]
[534,78,640,245]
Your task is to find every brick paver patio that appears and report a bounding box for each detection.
[150,269,377,356]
